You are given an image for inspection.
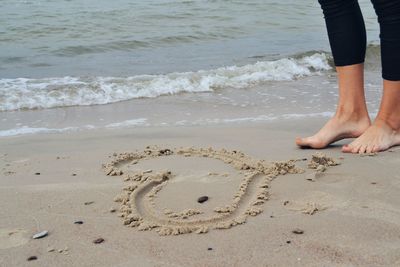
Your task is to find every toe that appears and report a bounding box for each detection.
[342,144,352,153]
[366,144,374,154]
[296,136,325,149]
[371,144,378,153]
[358,144,367,154]
[372,144,380,153]
[295,137,308,147]
[351,144,361,154]
[343,139,358,153]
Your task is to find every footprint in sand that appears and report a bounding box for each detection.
[0,229,29,249]
[103,146,306,236]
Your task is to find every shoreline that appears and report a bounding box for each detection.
[0,67,384,139]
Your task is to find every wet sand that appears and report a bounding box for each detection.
[1,119,400,266]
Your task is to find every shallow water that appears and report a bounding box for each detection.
[0,0,379,78]
[0,0,384,136]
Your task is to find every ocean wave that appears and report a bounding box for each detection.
[0,52,331,111]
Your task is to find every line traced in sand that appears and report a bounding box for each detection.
[102,147,338,236]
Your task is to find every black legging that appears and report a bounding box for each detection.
[318,0,400,81]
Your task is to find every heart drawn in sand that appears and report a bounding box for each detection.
[102,146,304,236]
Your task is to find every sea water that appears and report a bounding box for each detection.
[0,0,383,136]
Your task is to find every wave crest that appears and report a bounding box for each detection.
[0,53,331,111]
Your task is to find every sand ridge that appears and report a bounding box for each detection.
[103,147,341,236]
[102,146,310,236]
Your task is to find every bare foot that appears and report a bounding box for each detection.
[342,119,400,153]
[296,114,370,149]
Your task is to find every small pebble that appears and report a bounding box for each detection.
[27,256,37,261]
[286,240,291,244]
[292,228,304,235]
[47,247,55,252]
[283,200,289,206]
[74,220,84,225]
[93,238,105,244]
[197,196,209,203]
[32,230,48,239]
[72,173,77,176]
[84,201,94,205]
[207,247,213,251]
[109,208,117,213]
[371,182,377,185]
[34,172,41,175]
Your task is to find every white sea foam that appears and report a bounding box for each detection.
[0,126,78,137]
[0,53,331,112]
[0,119,148,137]
[171,112,335,126]
[105,118,148,128]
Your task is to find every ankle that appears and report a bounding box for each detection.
[374,115,400,132]
[335,104,370,122]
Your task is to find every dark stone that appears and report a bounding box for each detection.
[197,196,209,204]
[292,228,304,234]
[74,221,84,225]
[27,256,37,261]
[84,201,94,205]
[109,208,117,213]
[93,238,105,244]
[34,172,40,175]
[207,247,213,251]
[159,149,172,155]
[286,240,291,244]
[72,173,77,176]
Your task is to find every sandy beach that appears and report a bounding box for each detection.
[1,118,399,267]
[2,0,399,266]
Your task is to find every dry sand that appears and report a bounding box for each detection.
[1,119,400,266]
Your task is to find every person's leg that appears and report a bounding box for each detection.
[342,0,400,153]
[296,0,371,148]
